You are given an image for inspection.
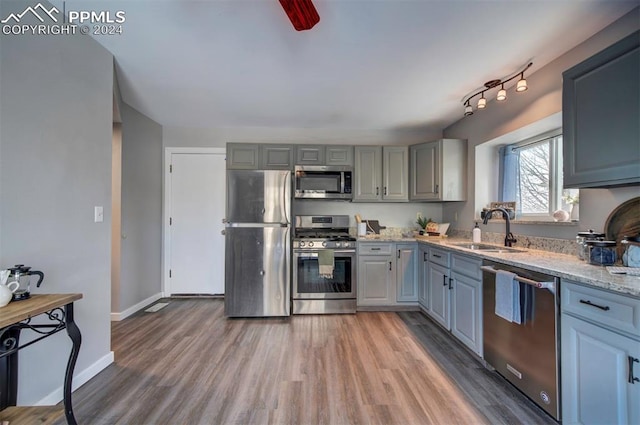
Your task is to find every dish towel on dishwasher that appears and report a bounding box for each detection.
[318,249,335,279]
[495,270,521,324]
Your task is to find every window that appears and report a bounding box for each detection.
[499,129,578,219]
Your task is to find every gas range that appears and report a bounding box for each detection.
[292,214,357,315]
[293,215,356,250]
[293,236,356,250]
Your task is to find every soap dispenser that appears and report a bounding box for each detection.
[473,222,481,244]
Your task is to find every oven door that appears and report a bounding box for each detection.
[293,249,356,299]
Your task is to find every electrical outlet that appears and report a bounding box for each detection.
[454,212,458,222]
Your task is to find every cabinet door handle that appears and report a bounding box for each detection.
[384,187,387,196]
[435,184,439,194]
[579,299,610,311]
[629,356,640,384]
[432,254,442,259]
[397,249,400,259]
[371,247,381,251]
[376,187,379,196]
[389,261,392,271]
[423,253,428,261]
[442,275,447,286]
[448,277,452,290]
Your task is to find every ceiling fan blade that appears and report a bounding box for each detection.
[278,0,320,31]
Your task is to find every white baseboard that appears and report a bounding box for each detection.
[36,351,115,406]
[110,292,163,321]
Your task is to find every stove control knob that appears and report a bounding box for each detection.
[333,242,339,248]
[308,242,314,247]
[322,241,328,247]
[343,242,350,248]
[299,241,305,247]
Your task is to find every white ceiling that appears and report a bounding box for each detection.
[59,1,637,133]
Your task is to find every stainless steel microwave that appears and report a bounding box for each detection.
[294,165,353,200]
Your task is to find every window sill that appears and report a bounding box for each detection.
[476,218,579,226]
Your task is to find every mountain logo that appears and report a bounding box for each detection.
[1,3,59,24]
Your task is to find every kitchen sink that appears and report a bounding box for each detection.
[450,243,526,253]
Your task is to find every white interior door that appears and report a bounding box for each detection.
[166,149,226,295]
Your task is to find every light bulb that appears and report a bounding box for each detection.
[477,96,487,109]
[496,85,507,101]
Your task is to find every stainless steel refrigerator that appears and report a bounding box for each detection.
[224,170,291,317]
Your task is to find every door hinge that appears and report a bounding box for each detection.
[170,164,173,173]
[169,269,172,278]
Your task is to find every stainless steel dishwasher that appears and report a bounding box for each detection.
[482,260,561,421]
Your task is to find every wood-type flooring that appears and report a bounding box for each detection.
[57,299,556,424]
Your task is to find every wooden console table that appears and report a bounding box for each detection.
[0,294,82,425]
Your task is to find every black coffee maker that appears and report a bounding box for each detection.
[6,264,44,301]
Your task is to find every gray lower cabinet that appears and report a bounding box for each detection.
[396,243,418,302]
[562,31,640,188]
[561,280,640,424]
[409,139,466,201]
[426,247,451,329]
[418,244,429,309]
[358,243,395,306]
[357,242,417,306]
[227,143,293,170]
[450,253,482,356]
[421,246,482,356]
[354,146,408,202]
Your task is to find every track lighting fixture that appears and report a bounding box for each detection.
[477,95,487,109]
[461,62,532,117]
[464,101,473,116]
[496,84,507,101]
[516,72,528,92]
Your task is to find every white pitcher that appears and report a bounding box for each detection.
[0,279,19,307]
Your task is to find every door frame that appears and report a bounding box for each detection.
[163,147,226,296]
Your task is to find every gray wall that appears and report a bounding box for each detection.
[443,8,640,240]
[117,103,163,313]
[0,1,113,404]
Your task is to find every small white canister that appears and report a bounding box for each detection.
[357,222,367,236]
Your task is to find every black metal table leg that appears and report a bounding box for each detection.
[63,303,81,425]
[0,328,20,410]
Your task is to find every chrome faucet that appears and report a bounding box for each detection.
[482,207,518,247]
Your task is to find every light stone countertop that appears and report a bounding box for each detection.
[357,235,640,298]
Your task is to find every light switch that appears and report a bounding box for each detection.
[94,206,104,223]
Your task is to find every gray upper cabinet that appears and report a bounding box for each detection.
[227,143,293,170]
[410,139,467,201]
[354,146,408,202]
[295,145,353,166]
[562,31,640,188]
[325,145,354,166]
[383,147,409,201]
[295,145,325,165]
[227,143,261,169]
[261,144,293,170]
[354,146,382,201]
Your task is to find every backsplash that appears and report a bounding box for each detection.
[449,229,575,255]
[352,226,576,255]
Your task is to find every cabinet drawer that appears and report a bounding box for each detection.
[428,247,450,267]
[562,280,640,339]
[451,254,482,280]
[358,243,393,255]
